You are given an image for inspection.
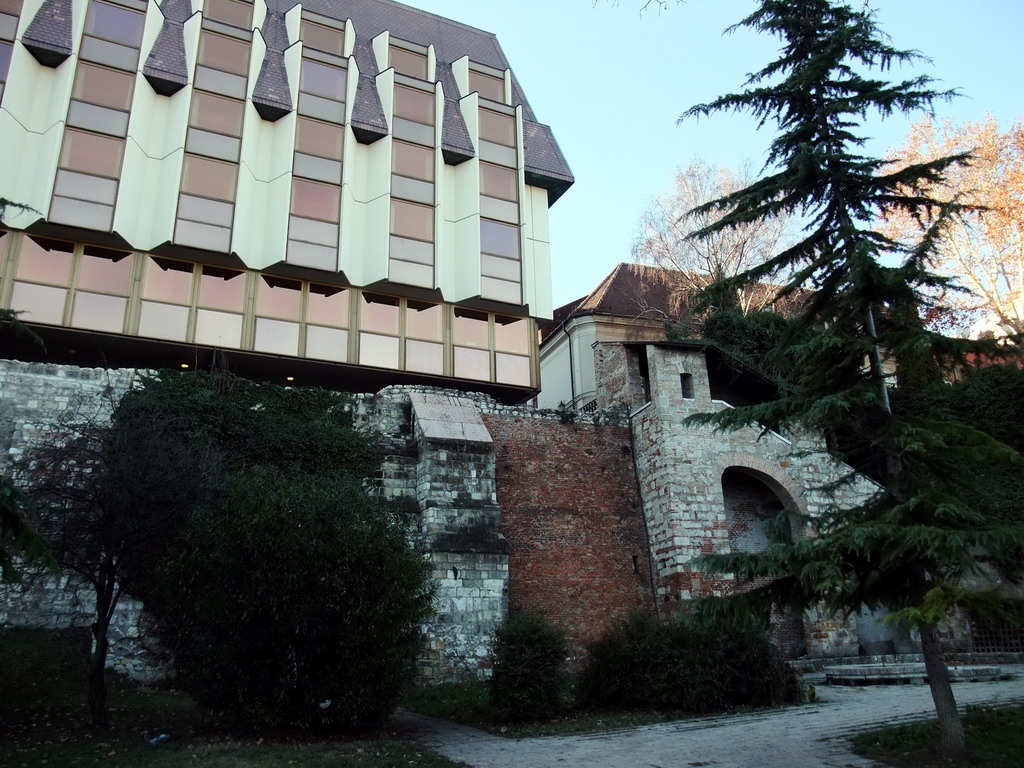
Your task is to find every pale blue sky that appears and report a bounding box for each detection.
[402,0,1024,308]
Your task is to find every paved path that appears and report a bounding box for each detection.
[393,666,1024,768]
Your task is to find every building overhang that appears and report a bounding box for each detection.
[6,324,538,405]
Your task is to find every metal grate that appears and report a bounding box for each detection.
[970,615,1024,654]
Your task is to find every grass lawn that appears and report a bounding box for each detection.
[850,705,1024,768]
[402,680,714,738]
[0,628,464,768]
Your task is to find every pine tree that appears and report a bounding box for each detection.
[683,1,1024,758]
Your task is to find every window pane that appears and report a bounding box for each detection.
[195,308,242,347]
[390,199,433,241]
[394,85,434,124]
[481,219,519,258]
[393,140,433,181]
[71,291,125,332]
[454,346,489,381]
[190,91,244,136]
[482,253,521,282]
[300,20,344,57]
[77,248,131,293]
[73,63,134,110]
[469,70,504,102]
[198,265,245,310]
[481,276,521,305]
[479,108,515,146]
[406,299,441,341]
[494,315,529,353]
[301,59,346,101]
[0,42,12,83]
[453,307,488,348]
[254,317,300,355]
[406,339,443,374]
[257,275,302,320]
[296,117,344,160]
[205,0,252,28]
[181,155,238,200]
[390,46,427,80]
[198,31,250,75]
[305,325,348,362]
[60,129,124,177]
[10,282,66,324]
[496,352,530,386]
[0,0,21,18]
[307,284,348,327]
[85,1,144,47]
[143,257,193,303]
[359,332,399,368]
[481,162,517,201]
[291,178,340,222]
[361,293,398,334]
[138,301,189,341]
[15,236,74,285]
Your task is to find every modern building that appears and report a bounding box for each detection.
[0,0,572,402]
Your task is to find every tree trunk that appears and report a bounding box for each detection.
[88,617,110,729]
[920,624,967,760]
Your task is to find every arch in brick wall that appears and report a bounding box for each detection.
[711,452,808,520]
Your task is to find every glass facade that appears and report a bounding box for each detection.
[0,231,536,388]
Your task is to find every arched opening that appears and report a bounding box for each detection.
[721,466,805,657]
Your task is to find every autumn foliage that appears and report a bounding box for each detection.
[883,115,1024,339]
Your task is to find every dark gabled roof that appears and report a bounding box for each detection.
[540,264,700,342]
[540,263,800,343]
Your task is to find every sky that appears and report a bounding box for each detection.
[400,0,1024,309]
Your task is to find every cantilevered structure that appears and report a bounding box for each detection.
[0,0,572,402]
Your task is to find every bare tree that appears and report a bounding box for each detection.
[632,159,790,313]
[881,115,1024,340]
[19,386,221,728]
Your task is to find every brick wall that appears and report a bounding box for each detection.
[483,414,656,659]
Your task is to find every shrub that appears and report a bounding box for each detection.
[490,614,568,722]
[577,611,798,714]
[124,372,434,732]
[154,467,433,731]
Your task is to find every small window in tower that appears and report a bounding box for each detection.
[680,372,694,399]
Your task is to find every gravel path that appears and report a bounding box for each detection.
[393,665,1024,768]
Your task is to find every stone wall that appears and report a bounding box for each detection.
[0,357,997,683]
[0,361,165,680]
[593,342,889,658]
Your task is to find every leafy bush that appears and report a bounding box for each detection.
[490,614,568,722]
[123,372,434,732]
[155,468,433,731]
[577,612,798,714]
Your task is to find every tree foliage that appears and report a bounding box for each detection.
[126,372,433,732]
[489,614,568,722]
[156,467,432,731]
[20,371,432,731]
[633,160,790,313]
[881,115,1024,339]
[576,612,798,713]
[19,382,220,727]
[681,0,1024,758]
